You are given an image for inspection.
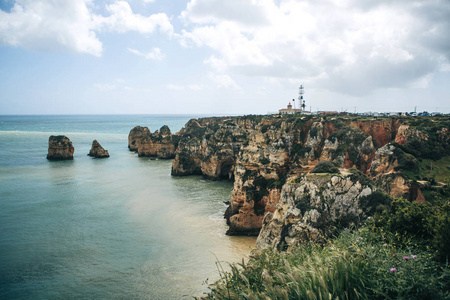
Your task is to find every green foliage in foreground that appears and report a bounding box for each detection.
[201,226,450,300]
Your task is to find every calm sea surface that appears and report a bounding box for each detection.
[0,115,255,299]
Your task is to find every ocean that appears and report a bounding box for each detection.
[0,115,255,299]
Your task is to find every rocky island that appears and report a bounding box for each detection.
[47,135,74,160]
[88,140,110,158]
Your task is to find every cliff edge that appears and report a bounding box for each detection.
[132,114,450,244]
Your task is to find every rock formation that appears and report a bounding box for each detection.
[88,140,109,158]
[171,118,247,179]
[128,125,178,159]
[47,135,74,160]
[128,126,151,152]
[256,174,374,250]
[131,114,450,242]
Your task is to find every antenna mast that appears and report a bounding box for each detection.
[298,84,305,111]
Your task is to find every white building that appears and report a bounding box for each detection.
[279,102,301,114]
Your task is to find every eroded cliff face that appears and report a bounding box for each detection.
[256,174,373,250]
[171,118,247,179]
[170,115,395,236]
[132,114,448,242]
[47,135,74,160]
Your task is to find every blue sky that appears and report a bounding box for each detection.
[1,0,449,115]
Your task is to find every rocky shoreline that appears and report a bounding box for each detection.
[128,114,449,249]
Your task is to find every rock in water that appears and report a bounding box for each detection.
[47,135,74,160]
[88,140,110,158]
[128,126,150,152]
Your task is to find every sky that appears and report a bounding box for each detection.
[0,0,449,115]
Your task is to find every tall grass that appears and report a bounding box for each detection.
[201,228,450,299]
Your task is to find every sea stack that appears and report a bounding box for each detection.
[47,135,74,160]
[88,140,110,158]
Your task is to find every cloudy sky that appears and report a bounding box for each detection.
[0,0,449,115]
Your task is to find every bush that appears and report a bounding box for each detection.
[434,204,450,263]
[393,147,419,173]
[349,168,374,187]
[311,160,340,173]
[201,228,450,299]
[374,198,435,241]
[372,197,450,262]
[359,191,392,216]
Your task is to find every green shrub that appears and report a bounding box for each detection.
[349,168,374,186]
[291,144,311,158]
[359,191,392,216]
[434,204,450,263]
[309,126,319,138]
[393,147,419,173]
[311,160,340,173]
[374,198,435,241]
[261,125,269,133]
[201,228,450,299]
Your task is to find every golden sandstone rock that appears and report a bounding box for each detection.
[47,135,74,160]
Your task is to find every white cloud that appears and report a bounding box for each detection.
[95,1,173,35]
[0,0,102,56]
[0,0,173,56]
[128,47,165,60]
[180,0,450,96]
[208,73,240,90]
[180,0,272,26]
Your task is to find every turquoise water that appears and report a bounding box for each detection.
[0,115,255,299]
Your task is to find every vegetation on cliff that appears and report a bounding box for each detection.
[187,114,450,299]
[127,114,449,298]
[202,199,450,299]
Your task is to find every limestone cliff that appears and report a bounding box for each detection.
[256,174,374,250]
[128,125,178,159]
[88,140,110,158]
[47,135,74,160]
[171,118,247,179]
[128,126,150,152]
[132,114,449,241]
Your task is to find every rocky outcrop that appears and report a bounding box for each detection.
[369,144,398,176]
[88,140,109,158]
[171,118,247,179]
[350,119,401,147]
[256,174,374,250]
[128,126,150,152]
[394,124,428,144]
[47,135,74,160]
[164,114,449,238]
[128,125,178,159]
[138,125,178,159]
